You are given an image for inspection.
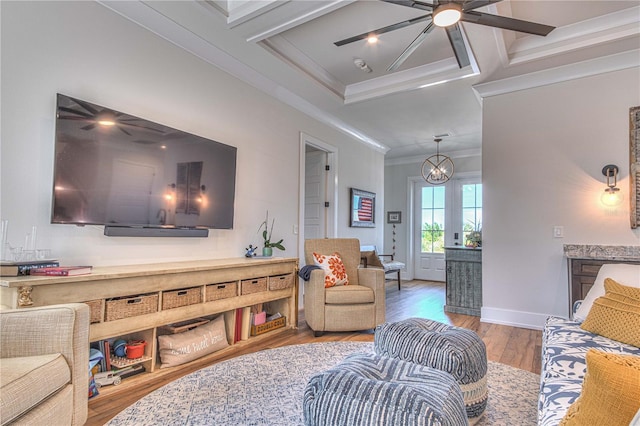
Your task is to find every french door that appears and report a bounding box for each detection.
[413,182,448,281]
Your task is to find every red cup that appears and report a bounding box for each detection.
[125,340,146,359]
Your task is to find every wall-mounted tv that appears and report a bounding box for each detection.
[52,94,237,237]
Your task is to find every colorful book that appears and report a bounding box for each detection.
[0,260,60,277]
[30,266,92,276]
[241,307,251,341]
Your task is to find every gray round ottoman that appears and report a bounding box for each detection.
[303,353,467,426]
[374,318,488,420]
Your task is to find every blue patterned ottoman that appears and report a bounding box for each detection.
[374,318,488,419]
[303,353,467,426]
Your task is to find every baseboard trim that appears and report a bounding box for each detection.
[480,307,548,331]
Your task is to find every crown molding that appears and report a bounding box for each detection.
[507,6,640,66]
[385,148,482,166]
[97,0,388,154]
[473,50,640,99]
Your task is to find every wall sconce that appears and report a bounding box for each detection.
[601,164,623,207]
[165,183,176,201]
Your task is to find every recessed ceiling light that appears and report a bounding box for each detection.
[367,35,378,44]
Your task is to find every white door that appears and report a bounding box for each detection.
[107,160,155,224]
[413,182,446,281]
[304,150,327,239]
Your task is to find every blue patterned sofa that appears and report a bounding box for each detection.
[538,264,640,425]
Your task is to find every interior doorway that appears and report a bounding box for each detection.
[298,133,337,263]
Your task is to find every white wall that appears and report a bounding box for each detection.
[0,1,384,267]
[482,67,640,329]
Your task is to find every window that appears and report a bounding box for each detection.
[421,186,445,253]
[462,183,482,244]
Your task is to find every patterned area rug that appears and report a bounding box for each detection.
[108,342,539,425]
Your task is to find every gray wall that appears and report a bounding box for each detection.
[482,67,640,328]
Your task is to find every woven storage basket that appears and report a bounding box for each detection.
[241,277,267,295]
[268,274,294,291]
[251,316,286,336]
[162,287,202,310]
[105,293,158,321]
[84,299,103,324]
[206,282,238,302]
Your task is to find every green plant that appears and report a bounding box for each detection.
[258,211,285,251]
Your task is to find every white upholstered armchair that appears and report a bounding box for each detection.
[0,303,90,425]
[303,238,386,337]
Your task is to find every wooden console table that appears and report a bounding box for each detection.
[0,257,298,398]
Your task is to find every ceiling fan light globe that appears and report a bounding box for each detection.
[433,4,462,27]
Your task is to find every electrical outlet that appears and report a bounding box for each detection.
[553,226,564,238]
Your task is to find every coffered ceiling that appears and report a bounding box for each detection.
[100,0,640,161]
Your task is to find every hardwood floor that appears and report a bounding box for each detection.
[87,280,542,425]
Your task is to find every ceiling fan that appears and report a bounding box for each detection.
[334,0,555,71]
[58,96,164,136]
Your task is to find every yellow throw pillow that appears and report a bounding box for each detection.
[580,278,640,347]
[560,350,640,426]
[312,252,349,288]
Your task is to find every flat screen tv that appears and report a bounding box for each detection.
[52,94,237,237]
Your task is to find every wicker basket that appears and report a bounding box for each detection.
[105,293,159,322]
[84,299,103,324]
[241,277,267,295]
[162,287,202,310]
[205,282,238,302]
[251,316,286,336]
[268,274,294,291]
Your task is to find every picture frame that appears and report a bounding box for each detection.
[387,211,402,224]
[350,188,375,228]
[631,106,639,229]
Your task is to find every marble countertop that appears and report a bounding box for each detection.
[563,244,640,261]
[445,246,482,251]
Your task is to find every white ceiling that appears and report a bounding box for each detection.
[101,0,640,161]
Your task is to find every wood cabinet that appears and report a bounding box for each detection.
[0,257,298,399]
[567,257,640,311]
[444,247,482,316]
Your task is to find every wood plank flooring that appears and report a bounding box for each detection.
[87,280,542,425]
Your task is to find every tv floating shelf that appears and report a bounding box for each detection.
[103,226,209,238]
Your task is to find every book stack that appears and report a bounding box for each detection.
[30,266,93,276]
[0,260,60,277]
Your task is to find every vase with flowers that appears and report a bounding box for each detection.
[258,211,285,257]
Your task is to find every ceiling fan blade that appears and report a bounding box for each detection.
[462,10,555,36]
[445,23,470,68]
[335,14,432,46]
[71,98,99,115]
[462,0,502,12]
[387,22,435,72]
[120,122,166,133]
[58,106,93,118]
[117,126,132,136]
[380,0,435,12]
[81,123,96,131]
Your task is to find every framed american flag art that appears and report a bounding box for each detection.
[350,188,375,228]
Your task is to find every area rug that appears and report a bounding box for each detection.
[107,342,539,425]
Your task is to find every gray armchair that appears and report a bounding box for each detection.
[303,238,385,336]
[0,303,90,425]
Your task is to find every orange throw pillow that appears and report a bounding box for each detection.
[312,252,349,288]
